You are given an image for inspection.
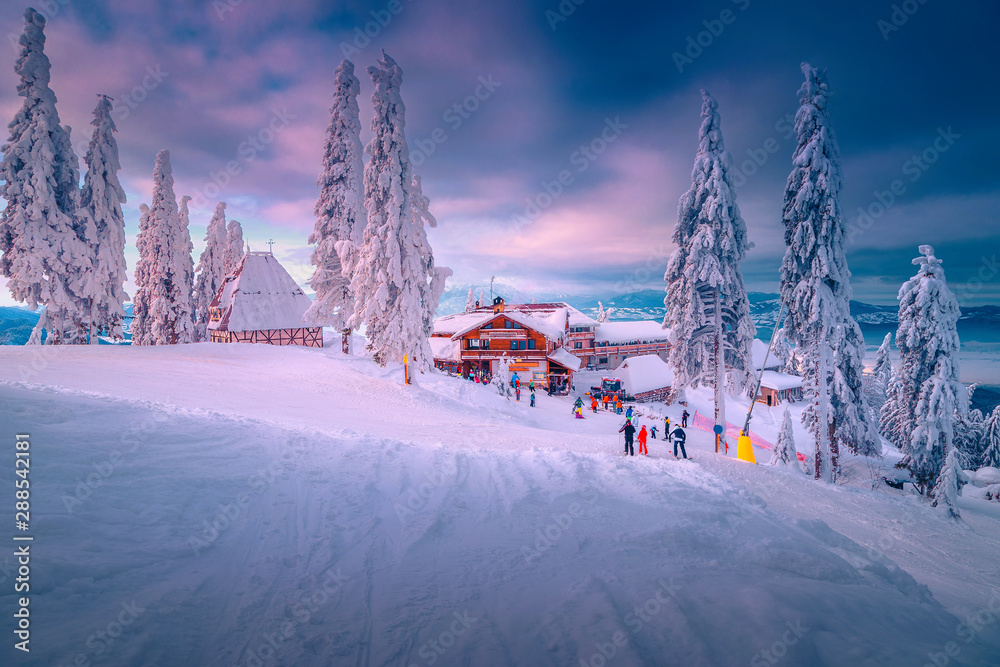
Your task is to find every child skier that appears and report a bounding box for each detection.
[625,406,633,422]
[671,426,688,460]
[650,425,658,440]
[619,420,636,456]
[638,425,648,456]
[530,389,536,407]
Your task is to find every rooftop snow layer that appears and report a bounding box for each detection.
[759,370,803,390]
[547,346,582,371]
[594,320,668,344]
[429,336,461,361]
[209,252,313,332]
[617,354,674,394]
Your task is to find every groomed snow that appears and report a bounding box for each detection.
[1,344,999,666]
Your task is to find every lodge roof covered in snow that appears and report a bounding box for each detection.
[593,320,668,344]
[616,354,674,394]
[434,301,597,341]
[758,371,803,391]
[208,252,313,332]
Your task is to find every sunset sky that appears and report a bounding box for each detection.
[1,0,997,306]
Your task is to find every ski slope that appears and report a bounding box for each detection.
[1,342,999,666]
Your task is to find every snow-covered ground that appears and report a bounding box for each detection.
[1,343,999,666]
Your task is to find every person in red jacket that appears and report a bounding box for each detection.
[637,425,648,456]
[591,396,599,413]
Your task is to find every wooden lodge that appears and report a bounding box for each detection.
[208,251,323,348]
[751,371,803,406]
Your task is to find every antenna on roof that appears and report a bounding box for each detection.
[266,239,275,254]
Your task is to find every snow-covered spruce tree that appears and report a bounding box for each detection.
[663,90,755,413]
[892,246,963,493]
[983,407,1000,469]
[343,52,450,370]
[131,204,152,344]
[953,408,986,470]
[779,63,879,480]
[0,8,91,345]
[80,94,128,342]
[873,332,893,385]
[410,173,453,340]
[770,408,800,468]
[931,448,968,520]
[304,59,366,333]
[224,219,244,275]
[192,202,228,341]
[465,288,475,313]
[176,195,196,340]
[479,289,486,308]
[770,326,792,373]
[131,151,195,345]
[597,301,614,323]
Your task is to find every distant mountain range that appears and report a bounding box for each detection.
[439,285,1000,346]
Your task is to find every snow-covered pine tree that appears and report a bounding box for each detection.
[465,288,475,313]
[779,63,879,480]
[954,408,986,471]
[663,90,755,407]
[80,94,128,342]
[931,448,967,520]
[597,301,614,323]
[192,202,228,341]
[175,195,196,342]
[874,332,893,385]
[0,8,91,345]
[479,289,485,309]
[132,151,195,345]
[304,59,366,333]
[224,219,244,275]
[344,52,450,369]
[893,246,963,492]
[770,326,792,372]
[131,203,153,345]
[410,173,453,340]
[983,407,1000,469]
[770,408,800,468]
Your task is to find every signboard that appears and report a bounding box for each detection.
[481,329,526,339]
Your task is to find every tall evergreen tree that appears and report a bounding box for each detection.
[193,202,228,341]
[779,63,879,481]
[305,59,366,332]
[663,90,755,404]
[873,332,893,385]
[344,52,449,369]
[465,288,475,313]
[770,408,800,468]
[0,8,90,345]
[131,150,194,345]
[893,246,963,493]
[224,219,244,275]
[410,173,452,339]
[80,94,128,342]
[983,407,1000,469]
[931,448,967,520]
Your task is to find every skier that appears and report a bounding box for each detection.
[665,416,671,434]
[681,410,689,428]
[591,396,599,413]
[615,398,623,415]
[650,425,658,440]
[619,420,636,456]
[530,388,536,407]
[671,426,688,460]
[516,385,521,401]
[625,406,633,422]
[573,396,584,419]
[638,425,648,456]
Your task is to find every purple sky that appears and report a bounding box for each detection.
[1,0,998,308]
